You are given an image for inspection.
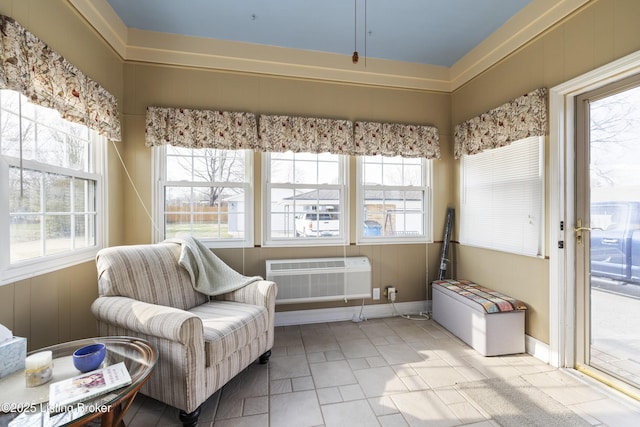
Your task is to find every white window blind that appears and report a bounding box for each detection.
[460,136,544,257]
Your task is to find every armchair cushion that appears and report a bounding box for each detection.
[96,243,207,311]
[189,301,267,367]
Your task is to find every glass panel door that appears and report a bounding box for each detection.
[576,75,640,388]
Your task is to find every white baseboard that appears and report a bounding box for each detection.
[275,300,430,326]
[525,334,550,363]
[275,299,550,365]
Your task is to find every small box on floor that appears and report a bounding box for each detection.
[0,336,27,379]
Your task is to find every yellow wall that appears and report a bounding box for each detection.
[121,63,454,310]
[0,0,124,350]
[0,263,99,351]
[451,0,640,343]
[3,0,640,349]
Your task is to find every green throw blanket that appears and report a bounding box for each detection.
[166,237,262,296]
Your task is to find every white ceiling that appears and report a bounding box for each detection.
[69,0,589,91]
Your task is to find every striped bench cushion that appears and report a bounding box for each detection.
[432,279,527,314]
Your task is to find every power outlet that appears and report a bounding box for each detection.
[386,286,397,302]
[372,288,380,300]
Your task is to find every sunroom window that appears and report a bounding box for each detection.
[356,155,432,243]
[154,145,253,248]
[0,90,104,283]
[263,151,347,246]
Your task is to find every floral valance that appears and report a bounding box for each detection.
[145,106,258,149]
[354,121,440,159]
[258,115,353,155]
[145,108,441,159]
[453,87,548,159]
[0,15,121,141]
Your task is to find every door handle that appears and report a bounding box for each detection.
[574,219,604,245]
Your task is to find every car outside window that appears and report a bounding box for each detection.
[295,212,340,237]
[263,151,347,246]
[356,155,432,244]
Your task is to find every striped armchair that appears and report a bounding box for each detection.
[91,242,277,427]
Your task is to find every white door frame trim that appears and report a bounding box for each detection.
[549,50,640,368]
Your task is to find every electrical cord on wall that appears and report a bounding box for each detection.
[342,245,369,323]
[111,140,162,237]
[390,299,430,321]
[352,298,367,323]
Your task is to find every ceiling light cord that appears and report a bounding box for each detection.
[352,0,359,63]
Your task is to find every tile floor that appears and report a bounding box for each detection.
[124,317,640,426]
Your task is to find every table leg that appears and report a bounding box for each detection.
[97,391,138,427]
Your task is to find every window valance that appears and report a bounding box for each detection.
[354,121,440,159]
[257,115,353,155]
[0,15,121,141]
[145,107,441,159]
[453,88,547,159]
[145,106,258,149]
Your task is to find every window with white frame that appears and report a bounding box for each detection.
[0,89,104,284]
[154,145,253,247]
[460,136,544,256]
[263,151,347,246]
[356,155,431,243]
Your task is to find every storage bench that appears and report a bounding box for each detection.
[431,279,527,356]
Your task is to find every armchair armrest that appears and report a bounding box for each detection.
[218,280,278,352]
[91,296,204,346]
[218,280,277,307]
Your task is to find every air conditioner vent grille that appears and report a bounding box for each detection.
[266,257,371,304]
[270,260,345,271]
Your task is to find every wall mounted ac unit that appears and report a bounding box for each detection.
[266,257,371,304]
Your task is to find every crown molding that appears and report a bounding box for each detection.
[449,0,591,90]
[68,0,128,57]
[67,0,588,93]
[125,28,451,91]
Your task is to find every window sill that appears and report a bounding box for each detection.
[0,248,100,287]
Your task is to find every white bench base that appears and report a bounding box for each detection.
[432,283,525,356]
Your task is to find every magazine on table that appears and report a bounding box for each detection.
[48,362,131,410]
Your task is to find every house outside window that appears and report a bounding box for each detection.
[153,145,253,248]
[0,89,105,284]
[356,155,432,244]
[263,151,348,246]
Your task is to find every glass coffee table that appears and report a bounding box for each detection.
[0,336,156,427]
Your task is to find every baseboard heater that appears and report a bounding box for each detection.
[266,257,371,304]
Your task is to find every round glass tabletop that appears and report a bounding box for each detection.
[0,336,157,426]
